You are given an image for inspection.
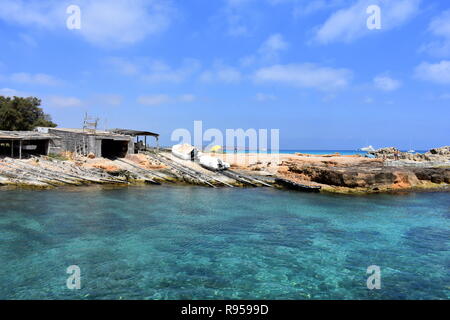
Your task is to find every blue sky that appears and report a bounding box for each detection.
[0,0,449,149]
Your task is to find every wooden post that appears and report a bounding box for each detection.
[19,140,22,159]
[11,140,14,157]
[156,137,159,151]
[144,136,147,150]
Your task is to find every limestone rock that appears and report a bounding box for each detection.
[285,158,450,191]
[370,146,450,163]
[429,146,450,156]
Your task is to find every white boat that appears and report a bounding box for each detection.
[171,144,199,161]
[22,145,37,150]
[199,155,230,171]
[359,145,375,152]
[407,150,416,153]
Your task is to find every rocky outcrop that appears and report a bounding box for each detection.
[282,158,449,193]
[370,146,450,163]
[429,146,450,156]
[412,168,450,184]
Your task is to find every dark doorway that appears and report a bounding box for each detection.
[0,140,13,157]
[22,140,49,157]
[101,139,128,158]
[0,139,49,158]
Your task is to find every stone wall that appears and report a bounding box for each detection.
[47,129,98,155]
[46,129,134,157]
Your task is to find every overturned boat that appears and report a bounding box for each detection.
[172,144,199,161]
[199,155,230,171]
[359,145,375,152]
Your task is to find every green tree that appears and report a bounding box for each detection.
[0,96,57,130]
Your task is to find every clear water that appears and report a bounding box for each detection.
[0,186,448,300]
[223,150,428,155]
[223,150,364,155]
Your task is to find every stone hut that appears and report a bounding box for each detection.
[36,127,134,158]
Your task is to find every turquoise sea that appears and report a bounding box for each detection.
[0,185,448,300]
[224,150,428,155]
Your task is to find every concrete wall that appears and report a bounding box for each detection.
[127,139,134,155]
[48,138,63,155]
[47,129,96,155]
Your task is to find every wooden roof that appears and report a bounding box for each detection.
[0,131,61,140]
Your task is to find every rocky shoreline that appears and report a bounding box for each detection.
[216,146,450,194]
[280,157,450,194]
[1,147,449,194]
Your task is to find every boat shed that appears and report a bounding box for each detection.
[36,127,135,158]
[109,129,159,152]
[0,131,61,159]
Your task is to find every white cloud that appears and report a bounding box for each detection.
[78,0,173,47]
[217,0,259,37]
[373,75,401,91]
[240,33,289,67]
[4,73,62,86]
[429,10,450,39]
[422,41,450,59]
[421,10,450,57]
[137,94,171,106]
[258,33,289,63]
[253,63,352,90]
[225,13,249,36]
[255,93,277,102]
[364,97,374,104]
[105,57,139,76]
[0,88,28,97]
[292,0,345,18]
[239,55,257,67]
[0,0,174,48]
[261,33,288,53]
[18,33,38,47]
[0,91,123,108]
[142,59,201,83]
[106,57,201,83]
[414,60,450,85]
[44,94,124,108]
[137,94,197,106]
[438,93,450,100]
[45,95,84,108]
[314,0,421,44]
[200,64,242,84]
[179,94,197,103]
[0,0,64,28]
[227,0,254,5]
[91,94,123,106]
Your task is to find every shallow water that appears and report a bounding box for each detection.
[0,185,448,299]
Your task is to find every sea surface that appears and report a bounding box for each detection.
[224,150,427,155]
[0,185,448,300]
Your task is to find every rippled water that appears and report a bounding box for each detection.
[0,185,448,300]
